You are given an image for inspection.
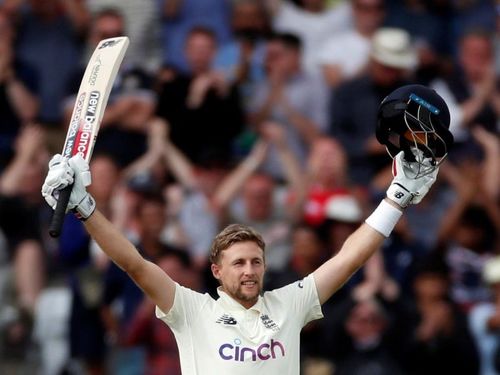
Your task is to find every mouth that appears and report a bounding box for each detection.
[241,281,257,288]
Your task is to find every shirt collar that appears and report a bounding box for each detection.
[216,287,264,313]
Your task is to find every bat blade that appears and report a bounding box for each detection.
[49,36,129,238]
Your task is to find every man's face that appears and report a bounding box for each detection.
[91,15,124,47]
[243,175,273,220]
[460,35,492,81]
[265,41,299,79]
[371,59,406,86]
[232,2,266,34]
[211,241,266,309]
[353,0,385,34]
[185,32,217,75]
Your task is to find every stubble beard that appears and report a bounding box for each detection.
[229,282,262,306]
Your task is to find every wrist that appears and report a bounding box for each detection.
[386,182,414,208]
[365,199,403,237]
[73,193,96,220]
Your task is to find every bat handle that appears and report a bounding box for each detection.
[48,184,73,238]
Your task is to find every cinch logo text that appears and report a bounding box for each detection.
[219,338,285,362]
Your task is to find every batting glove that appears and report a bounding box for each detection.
[41,154,96,219]
[386,151,439,208]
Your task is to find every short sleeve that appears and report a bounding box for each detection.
[265,273,323,327]
[156,283,210,330]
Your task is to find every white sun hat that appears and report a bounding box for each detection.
[483,256,500,285]
[371,27,418,70]
[324,195,363,223]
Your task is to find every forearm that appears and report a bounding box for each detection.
[275,144,306,218]
[83,209,146,274]
[122,149,162,181]
[284,107,321,145]
[213,156,259,208]
[314,222,386,304]
[6,79,39,122]
[0,154,32,195]
[460,95,488,125]
[163,140,197,190]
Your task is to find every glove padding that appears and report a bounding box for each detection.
[386,151,439,208]
[41,154,96,219]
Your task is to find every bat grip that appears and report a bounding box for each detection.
[48,184,73,238]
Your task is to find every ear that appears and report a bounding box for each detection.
[211,263,221,280]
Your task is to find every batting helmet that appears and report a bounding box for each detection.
[376,84,454,178]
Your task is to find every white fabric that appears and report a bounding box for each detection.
[41,154,95,218]
[365,200,403,238]
[316,30,371,78]
[273,1,352,74]
[156,274,323,375]
[387,151,439,207]
[32,287,72,375]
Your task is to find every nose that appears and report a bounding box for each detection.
[243,262,256,276]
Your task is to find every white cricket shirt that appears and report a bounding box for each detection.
[156,274,323,374]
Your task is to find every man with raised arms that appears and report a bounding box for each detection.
[41,84,453,374]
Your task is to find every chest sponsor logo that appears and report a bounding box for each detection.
[219,338,285,362]
[260,314,279,331]
[216,314,237,325]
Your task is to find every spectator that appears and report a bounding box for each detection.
[160,0,232,73]
[329,27,417,185]
[214,0,270,110]
[0,9,39,170]
[395,256,480,374]
[335,298,404,375]
[431,29,499,152]
[0,126,49,315]
[7,0,89,125]
[469,255,500,375]
[265,223,326,290]
[57,153,122,374]
[385,0,452,58]
[317,0,386,89]
[303,137,365,228]
[86,0,162,72]
[266,0,352,74]
[249,32,329,179]
[156,26,245,166]
[436,138,500,311]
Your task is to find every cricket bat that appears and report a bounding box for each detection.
[48,36,129,238]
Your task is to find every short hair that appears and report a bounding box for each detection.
[187,25,217,44]
[269,32,302,51]
[94,7,124,22]
[209,224,265,264]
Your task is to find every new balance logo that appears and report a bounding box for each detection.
[216,314,237,325]
[394,191,405,199]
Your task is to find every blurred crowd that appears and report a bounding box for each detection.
[0,0,499,374]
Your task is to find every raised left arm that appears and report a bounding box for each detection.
[314,151,439,304]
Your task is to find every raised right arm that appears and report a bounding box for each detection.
[84,209,176,313]
[41,154,176,314]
